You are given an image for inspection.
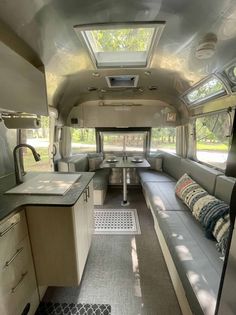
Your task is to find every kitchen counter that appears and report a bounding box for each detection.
[0,171,94,221]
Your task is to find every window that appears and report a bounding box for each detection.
[195,112,233,169]
[185,77,226,105]
[151,128,176,153]
[102,132,145,153]
[71,128,96,154]
[225,64,236,85]
[74,23,165,68]
[21,117,51,172]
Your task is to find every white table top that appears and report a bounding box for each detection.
[100,157,150,169]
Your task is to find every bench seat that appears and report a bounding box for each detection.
[155,210,222,315]
[138,168,175,183]
[143,181,188,212]
[140,152,233,315]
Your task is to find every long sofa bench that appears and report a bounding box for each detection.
[138,152,236,315]
[57,154,110,205]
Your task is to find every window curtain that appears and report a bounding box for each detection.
[60,127,71,158]
[176,125,188,157]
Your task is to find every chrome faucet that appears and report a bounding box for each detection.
[13,144,41,184]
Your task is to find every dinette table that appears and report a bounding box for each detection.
[100,156,150,206]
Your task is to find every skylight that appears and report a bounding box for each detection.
[184,76,226,105]
[74,23,165,68]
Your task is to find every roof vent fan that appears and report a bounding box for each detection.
[195,33,217,59]
[106,75,139,88]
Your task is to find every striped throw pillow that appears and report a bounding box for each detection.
[213,214,230,255]
[175,173,208,211]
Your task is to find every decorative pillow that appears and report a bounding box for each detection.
[176,173,230,240]
[175,173,207,211]
[147,156,163,172]
[213,214,230,255]
[88,156,103,171]
[199,199,229,239]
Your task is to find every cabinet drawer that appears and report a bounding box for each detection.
[0,237,39,315]
[0,211,27,263]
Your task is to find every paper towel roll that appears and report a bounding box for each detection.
[3,117,41,129]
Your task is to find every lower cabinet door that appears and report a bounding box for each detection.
[73,195,89,279]
[0,237,39,315]
[86,181,94,249]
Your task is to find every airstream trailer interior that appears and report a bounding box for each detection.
[0,1,236,315]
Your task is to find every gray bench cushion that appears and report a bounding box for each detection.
[93,169,110,190]
[181,159,222,195]
[143,181,188,211]
[138,169,175,183]
[215,175,236,204]
[156,210,223,315]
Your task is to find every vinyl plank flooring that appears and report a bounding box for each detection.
[44,187,182,315]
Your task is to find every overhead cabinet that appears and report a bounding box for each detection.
[0,42,48,115]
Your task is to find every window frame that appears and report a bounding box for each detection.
[96,127,150,154]
[73,22,165,68]
[150,127,177,154]
[193,109,234,171]
[71,127,97,154]
[181,75,228,107]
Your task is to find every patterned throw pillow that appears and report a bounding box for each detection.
[175,173,207,211]
[176,173,230,243]
[213,214,231,255]
[88,156,103,171]
[147,156,163,172]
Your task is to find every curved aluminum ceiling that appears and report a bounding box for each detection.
[0,0,236,119]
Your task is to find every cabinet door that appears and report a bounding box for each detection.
[0,237,39,315]
[73,194,89,278]
[86,181,94,248]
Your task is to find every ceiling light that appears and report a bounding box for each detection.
[92,72,100,77]
[87,87,97,91]
[149,85,158,90]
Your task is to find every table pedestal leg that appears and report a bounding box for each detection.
[121,168,129,206]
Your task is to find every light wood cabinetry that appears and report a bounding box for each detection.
[0,210,39,315]
[26,180,94,287]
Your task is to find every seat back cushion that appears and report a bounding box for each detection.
[161,152,184,180]
[215,175,236,204]
[146,154,163,171]
[88,153,104,171]
[181,159,222,194]
[58,154,89,172]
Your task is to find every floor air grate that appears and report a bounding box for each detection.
[35,302,111,315]
[94,209,141,235]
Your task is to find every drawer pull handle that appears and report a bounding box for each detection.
[11,272,28,293]
[83,191,87,203]
[0,221,20,237]
[5,247,24,268]
[87,186,90,198]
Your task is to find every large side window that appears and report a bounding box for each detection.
[195,111,233,170]
[71,128,96,154]
[102,132,145,153]
[151,127,176,153]
[21,117,51,172]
